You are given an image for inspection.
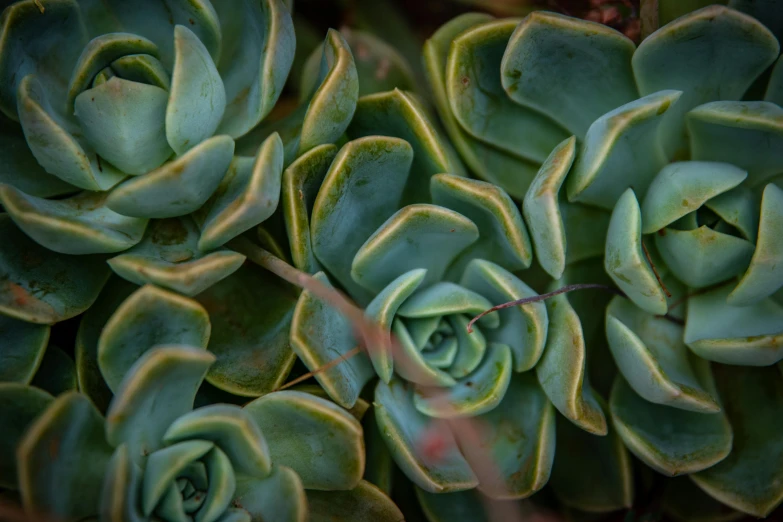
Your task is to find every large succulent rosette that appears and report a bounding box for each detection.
[425,2,783,519]
[0,345,402,521]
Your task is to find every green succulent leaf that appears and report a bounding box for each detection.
[74,78,173,175]
[609,373,732,476]
[166,25,226,155]
[0,214,111,324]
[560,203,611,267]
[347,89,465,204]
[109,53,170,88]
[536,292,607,435]
[766,56,783,105]
[606,296,720,413]
[362,408,394,495]
[306,480,403,522]
[107,217,244,297]
[98,284,211,392]
[17,74,126,191]
[100,443,145,522]
[310,136,412,302]
[374,378,478,493]
[523,136,576,279]
[213,0,295,138]
[703,186,759,243]
[17,391,114,519]
[728,183,783,306]
[297,29,359,157]
[685,283,783,366]
[198,132,284,251]
[728,0,783,43]
[0,383,53,489]
[282,144,338,272]
[0,314,49,384]
[0,185,148,254]
[391,317,458,387]
[106,134,234,219]
[604,189,668,316]
[662,476,742,522]
[549,399,633,513]
[30,345,77,396]
[431,174,532,275]
[691,364,783,517]
[567,90,681,210]
[290,272,374,408]
[234,465,306,522]
[447,18,570,165]
[632,5,779,159]
[106,346,215,465]
[351,204,478,293]
[244,390,364,491]
[501,11,638,138]
[196,264,298,397]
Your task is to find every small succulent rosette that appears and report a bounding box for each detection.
[0,345,403,521]
[427,2,783,519]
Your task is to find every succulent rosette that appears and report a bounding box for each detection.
[424,1,783,519]
[0,345,402,521]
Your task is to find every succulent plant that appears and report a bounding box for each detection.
[421,1,783,519]
[0,345,403,521]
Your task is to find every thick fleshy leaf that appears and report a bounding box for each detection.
[110,53,170,88]
[196,446,236,522]
[392,318,457,387]
[523,136,576,279]
[447,18,570,164]
[501,11,638,138]
[290,272,374,408]
[362,408,393,495]
[0,315,49,384]
[347,89,465,204]
[17,74,125,191]
[234,465,306,522]
[100,444,145,522]
[604,189,668,315]
[282,144,337,272]
[460,259,548,372]
[307,481,403,522]
[0,115,75,197]
[31,345,77,396]
[0,186,147,254]
[685,283,783,366]
[244,390,364,491]
[297,29,359,156]
[536,292,607,435]
[106,135,234,219]
[0,384,53,489]
[610,374,732,476]
[704,186,758,243]
[142,439,215,515]
[766,56,783,105]
[663,476,742,522]
[688,101,783,187]
[549,400,633,512]
[729,0,783,48]
[567,91,681,210]
[98,285,211,392]
[65,32,159,111]
[397,282,498,328]
[214,0,295,138]
[74,78,173,175]
[472,372,555,499]
[196,265,297,396]
[107,217,244,296]
[414,343,512,419]
[374,379,478,493]
[163,404,271,479]
[166,25,225,155]
[606,296,719,412]
[310,136,412,302]
[560,202,611,266]
[0,215,111,324]
[729,183,783,305]
[691,365,783,517]
[655,226,754,288]
[641,161,747,234]
[431,174,532,275]
[198,133,284,251]
[17,392,114,519]
[352,204,478,293]
[632,5,779,159]
[106,346,215,465]
[0,0,86,119]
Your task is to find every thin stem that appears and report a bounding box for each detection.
[275,346,363,391]
[467,284,625,333]
[642,241,671,298]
